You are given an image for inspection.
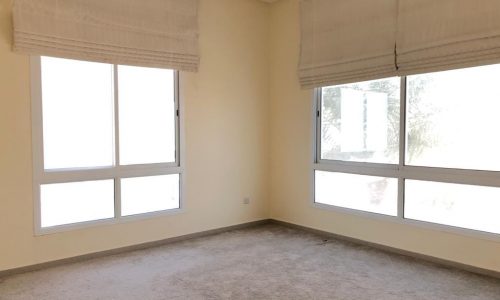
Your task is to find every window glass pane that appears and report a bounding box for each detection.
[407,64,500,171]
[41,57,114,169]
[118,66,176,165]
[321,78,400,164]
[40,180,114,228]
[315,171,397,216]
[405,180,500,234]
[121,174,180,216]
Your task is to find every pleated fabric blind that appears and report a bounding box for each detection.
[300,0,500,89]
[298,0,398,89]
[396,0,500,76]
[12,0,199,72]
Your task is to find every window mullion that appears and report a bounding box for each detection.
[397,76,407,219]
[113,64,122,219]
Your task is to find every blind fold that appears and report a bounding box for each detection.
[299,0,398,89]
[13,0,199,72]
[396,0,500,76]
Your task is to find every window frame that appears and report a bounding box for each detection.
[312,76,500,242]
[31,56,185,235]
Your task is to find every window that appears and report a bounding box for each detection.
[32,56,182,233]
[314,64,500,236]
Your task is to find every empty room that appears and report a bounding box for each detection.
[1,0,500,299]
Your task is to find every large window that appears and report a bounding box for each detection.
[314,64,500,236]
[32,56,182,233]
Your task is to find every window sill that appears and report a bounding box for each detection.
[34,208,185,236]
[311,202,500,243]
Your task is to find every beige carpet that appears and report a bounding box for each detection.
[0,224,499,300]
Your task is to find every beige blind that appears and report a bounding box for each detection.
[397,0,500,75]
[299,0,398,89]
[13,0,199,72]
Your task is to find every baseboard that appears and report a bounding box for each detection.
[0,219,271,278]
[270,219,500,280]
[2,218,499,280]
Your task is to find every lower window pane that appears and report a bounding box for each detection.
[41,180,114,228]
[315,171,398,216]
[121,174,180,216]
[405,180,500,234]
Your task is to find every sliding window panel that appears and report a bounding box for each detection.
[118,66,176,165]
[315,171,398,216]
[320,78,400,164]
[406,64,500,171]
[40,180,115,228]
[41,57,114,169]
[405,180,500,234]
[121,174,180,216]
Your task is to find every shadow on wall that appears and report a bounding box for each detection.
[0,0,13,46]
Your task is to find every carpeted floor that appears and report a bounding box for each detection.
[0,224,499,300]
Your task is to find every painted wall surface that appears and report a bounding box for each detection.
[1,0,500,274]
[0,0,270,271]
[268,0,500,272]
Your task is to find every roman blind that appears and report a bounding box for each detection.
[12,0,199,72]
[300,0,500,89]
[298,0,398,89]
[396,0,500,76]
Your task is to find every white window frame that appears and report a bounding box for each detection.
[312,77,500,242]
[31,56,185,235]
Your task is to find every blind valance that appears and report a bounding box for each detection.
[299,0,398,89]
[396,0,500,76]
[13,0,199,72]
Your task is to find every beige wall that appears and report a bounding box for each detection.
[268,0,500,272]
[0,0,270,271]
[1,0,500,274]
